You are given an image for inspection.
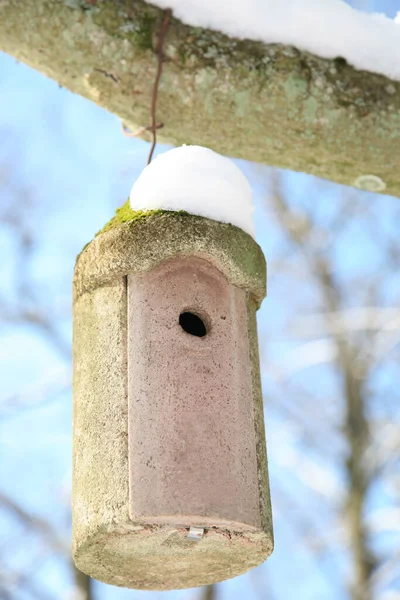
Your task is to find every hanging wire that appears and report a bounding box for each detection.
[147,8,172,164]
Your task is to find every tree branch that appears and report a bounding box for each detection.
[0,0,399,196]
[202,585,216,600]
[73,564,93,600]
[340,353,376,600]
[266,178,377,600]
[0,492,68,554]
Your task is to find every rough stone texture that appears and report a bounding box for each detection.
[246,297,273,534]
[1,0,399,197]
[75,526,273,590]
[72,277,129,553]
[72,214,272,590]
[74,212,267,307]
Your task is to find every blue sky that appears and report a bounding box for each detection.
[351,0,398,16]
[1,2,400,599]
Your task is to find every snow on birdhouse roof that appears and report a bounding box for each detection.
[151,0,400,81]
[130,145,256,239]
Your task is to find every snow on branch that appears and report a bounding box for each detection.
[152,0,400,81]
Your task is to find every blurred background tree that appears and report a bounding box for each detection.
[1,2,399,600]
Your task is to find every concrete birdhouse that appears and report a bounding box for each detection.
[72,146,273,590]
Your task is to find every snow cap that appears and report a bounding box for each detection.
[130,145,255,238]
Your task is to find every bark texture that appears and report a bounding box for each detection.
[1,0,399,197]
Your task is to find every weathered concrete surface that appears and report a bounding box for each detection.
[72,214,273,589]
[247,297,273,534]
[1,0,399,196]
[75,526,273,590]
[72,277,129,558]
[74,211,267,306]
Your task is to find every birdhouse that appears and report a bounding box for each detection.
[72,209,273,590]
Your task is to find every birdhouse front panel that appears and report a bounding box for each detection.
[127,256,262,529]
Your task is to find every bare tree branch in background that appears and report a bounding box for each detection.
[73,565,93,600]
[0,492,68,554]
[0,184,93,599]
[202,584,216,600]
[260,172,400,600]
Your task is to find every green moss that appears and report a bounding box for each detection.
[133,11,157,51]
[76,203,192,263]
[95,200,191,236]
[96,200,157,236]
[92,2,158,51]
[92,4,126,38]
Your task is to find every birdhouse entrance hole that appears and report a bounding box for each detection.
[179,311,207,337]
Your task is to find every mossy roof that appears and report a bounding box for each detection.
[75,203,266,307]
